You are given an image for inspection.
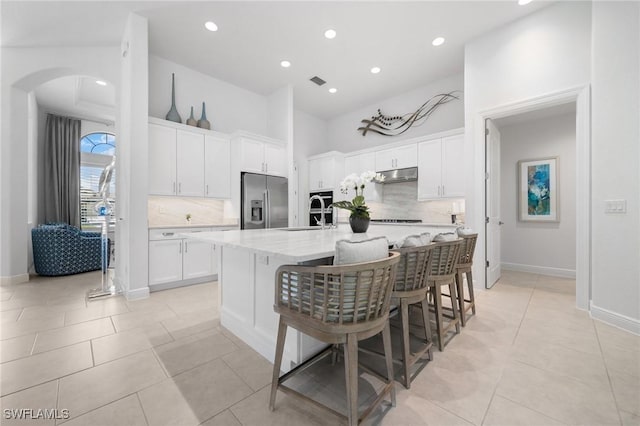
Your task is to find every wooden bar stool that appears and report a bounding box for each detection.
[269,249,401,426]
[427,239,462,351]
[389,243,435,389]
[455,233,478,326]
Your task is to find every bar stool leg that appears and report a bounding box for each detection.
[467,270,476,315]
[448,281,461,334]
[344,333,359,426]
[420,298,433,360]
[455,271,466,327]
[399,299,411,389]
[433,284,444,351]
[382,321,396,406]
[269,317,287,411]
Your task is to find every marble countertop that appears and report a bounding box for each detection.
[149,222,238,230]
[183,224,457,262]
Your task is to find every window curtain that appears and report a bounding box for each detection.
[43,114,81,227]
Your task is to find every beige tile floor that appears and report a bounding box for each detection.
[1,270,638,426]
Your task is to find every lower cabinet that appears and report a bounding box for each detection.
[148,227,231,291]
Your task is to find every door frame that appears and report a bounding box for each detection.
[474,85,591,310]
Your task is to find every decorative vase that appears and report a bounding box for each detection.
[186,106,197,126]
[197,102,211,129]
[165,73,182,123]
[349,215,370,233]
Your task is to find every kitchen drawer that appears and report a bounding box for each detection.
[149,227,211,241]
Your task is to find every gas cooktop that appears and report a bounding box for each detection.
[370,219,423,223]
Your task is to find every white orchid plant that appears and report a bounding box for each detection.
[331,171,385,219]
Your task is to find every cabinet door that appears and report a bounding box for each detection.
[176,130,205,197]
[320,157,336,189]
[204,135,231,199]
[183,239,214,280]
[417,139,442,200]
[148,124,177,195]
[149,240,183,286]
[395,144,418,169]
[240,138,265,173]
[308,158,323,191]
[264,144,287,177]
[375,148,395,171]
[441,134,465,198]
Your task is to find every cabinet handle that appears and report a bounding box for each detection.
[185,241,188,253]
[179,241,182,254]
[173,182,176,194]
[162,232,174,237]
[178,182,182,194]
[206,184,209,195]
[442,185,445,196]
[438,186,441,196]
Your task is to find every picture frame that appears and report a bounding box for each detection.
[518,157,559,222]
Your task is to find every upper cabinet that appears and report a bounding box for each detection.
[417,133,464,200]
[204,135,231,199]
[344,152,381,202]
[148,119,231,198]
[375,144,418,171]
[308,152,344,192]
[235,134,287,177]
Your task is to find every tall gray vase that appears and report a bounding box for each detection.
[197,102,211,130]
[165,73,182,123]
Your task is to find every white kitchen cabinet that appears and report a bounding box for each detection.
[148,238,183,286]
[344,152,381,202]
[204,135,231,198]
[236,135,287,177]
[182,239,214,280]
[308,152,344,191]
[149,123,177,196]
[148,227,232,290]
[375,144,418,171]
[176,130,205,197]
[417,133,465,200]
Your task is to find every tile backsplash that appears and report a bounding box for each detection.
[339,181,465,224]
[148,197,235,227]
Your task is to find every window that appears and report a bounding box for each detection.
[79,132,116,230]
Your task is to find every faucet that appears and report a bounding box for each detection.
[309,195,325,230]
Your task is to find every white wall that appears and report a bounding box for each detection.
[293,109,328,226]
[499,112,576,276]
[115,13,149,300]
[325,73,464,155]
[464,2,591,290]
[148,55,268,135]
[1,46,120,283]
[590,2,640,331]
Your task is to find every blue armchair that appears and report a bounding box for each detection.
[31,223,110,276]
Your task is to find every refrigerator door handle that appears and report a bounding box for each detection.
[264,189,271,228]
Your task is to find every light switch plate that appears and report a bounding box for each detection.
[605,199,627,214]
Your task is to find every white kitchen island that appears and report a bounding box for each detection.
[186,224,456,371]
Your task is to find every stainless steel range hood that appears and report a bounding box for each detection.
[377,167,418,184]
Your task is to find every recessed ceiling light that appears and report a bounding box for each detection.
[280,60,291,68]
[518,0,533,5]
[370,67,381,74]
[324,29,337,39]
[204,21,218,32]
[432,37,445,46]
[95,80,107,86]
[328,88,337,94]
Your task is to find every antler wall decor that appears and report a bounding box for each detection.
[357,91,461,137]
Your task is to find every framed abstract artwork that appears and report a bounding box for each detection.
[518,157,559,222]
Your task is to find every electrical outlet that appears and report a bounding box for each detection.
[605,199,627,214]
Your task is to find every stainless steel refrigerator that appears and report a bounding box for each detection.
[241,172,288,229]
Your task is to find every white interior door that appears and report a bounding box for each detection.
[486,119,502,288]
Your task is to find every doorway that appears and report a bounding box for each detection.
[485,104,578,289]
[476,85,591,310]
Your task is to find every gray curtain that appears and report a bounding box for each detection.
[44,114,81,227]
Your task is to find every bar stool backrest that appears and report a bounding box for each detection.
[430,240,462,279]
[458,233,478,267]
[391,244,435,292]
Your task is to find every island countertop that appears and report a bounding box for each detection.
[184,224,456,263]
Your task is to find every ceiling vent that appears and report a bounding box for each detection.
[310,76,326,86]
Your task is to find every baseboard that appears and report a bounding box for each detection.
[590,303,640,336]
[0,273,29,285]
[125,286,150,301]
[501,262,576,279]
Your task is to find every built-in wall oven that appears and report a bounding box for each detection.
[309,190,333,226]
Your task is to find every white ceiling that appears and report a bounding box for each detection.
[2,1,553,119]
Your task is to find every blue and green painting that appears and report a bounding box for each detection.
[527,164,550,215]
